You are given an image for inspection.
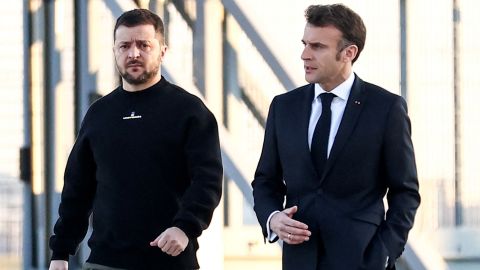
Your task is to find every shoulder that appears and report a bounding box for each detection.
[276,84,310,100]
[364,81,397,99]
[358,77,400,100]
[81,87,120,123]
[359,78,406,110]
[89,88,118,107]
[160,80,217,124]
[271,84,311,108]
[164,81,204,104]
[164,80,212,114]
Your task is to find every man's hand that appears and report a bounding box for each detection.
[150,227,189,256]
[49,260,68,270]
[270,206,311,245]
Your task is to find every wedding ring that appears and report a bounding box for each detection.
[287,233,292,240]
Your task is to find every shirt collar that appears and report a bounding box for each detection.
[314,72,355,102]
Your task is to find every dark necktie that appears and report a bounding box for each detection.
[311,93,336,176]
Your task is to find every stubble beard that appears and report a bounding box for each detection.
[116,60,160,85]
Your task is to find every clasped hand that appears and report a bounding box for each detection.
[270,206,311,245]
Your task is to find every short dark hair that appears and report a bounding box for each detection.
[305,4,366,63]
[114,9,165,44]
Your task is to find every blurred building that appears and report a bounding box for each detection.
[0,0,25,268]
[1,0,479,269]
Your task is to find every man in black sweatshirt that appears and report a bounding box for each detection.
[49,9,223,270]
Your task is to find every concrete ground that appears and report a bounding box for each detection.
[0,255,21,270]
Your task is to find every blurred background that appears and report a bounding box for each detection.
[1,0,479,269]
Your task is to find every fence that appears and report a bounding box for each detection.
[0,176,23,256]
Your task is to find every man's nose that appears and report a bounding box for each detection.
[128,45,140,58]
[301,47,310,60]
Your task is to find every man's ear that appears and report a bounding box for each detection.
[343,45,358,63]
[160,45,168,60]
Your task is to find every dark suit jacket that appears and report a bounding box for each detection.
[252,75,420,270]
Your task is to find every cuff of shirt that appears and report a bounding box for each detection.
[266,210,280,243]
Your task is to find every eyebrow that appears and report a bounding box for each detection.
[116,39,152,45]
[302,40,326,47]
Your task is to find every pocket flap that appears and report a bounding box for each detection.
[352,211,384,225]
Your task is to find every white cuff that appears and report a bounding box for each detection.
[266,210,280,242]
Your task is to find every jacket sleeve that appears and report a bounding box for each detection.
[251,97,286,238]
[49,116,97,261]
[172,102,223,239]
[378,97,421,264]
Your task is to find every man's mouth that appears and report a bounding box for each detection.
[127,61,143,68]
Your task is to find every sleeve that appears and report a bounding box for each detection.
[172,102,223,239]
[378,97,421,263]
[251,97,287,238]
[49,116,97,261]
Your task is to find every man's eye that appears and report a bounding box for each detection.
[309,44,324,50]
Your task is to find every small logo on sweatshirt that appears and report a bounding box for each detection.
[123,111,142,120]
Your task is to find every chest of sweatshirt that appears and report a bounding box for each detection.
[82,83,197,192]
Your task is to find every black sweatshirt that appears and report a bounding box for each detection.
[49,77,223,269]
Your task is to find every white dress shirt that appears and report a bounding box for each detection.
[266,72,354,242]
[308,72,354,153]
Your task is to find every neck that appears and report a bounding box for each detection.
[320,66,352,92]
[123,73,161,92]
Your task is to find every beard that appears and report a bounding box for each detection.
[117,59,160,85]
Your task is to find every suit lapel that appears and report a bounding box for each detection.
[294,84,318,175]
[319,75,367,182]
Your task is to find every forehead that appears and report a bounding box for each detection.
[114,24,158,42]
[303,23,343,44]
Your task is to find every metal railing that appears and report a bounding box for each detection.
[0,176,23,257]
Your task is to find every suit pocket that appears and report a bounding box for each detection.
[361,233,389,270]
[352,210,384,226]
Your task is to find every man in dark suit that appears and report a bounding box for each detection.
[252,4,420,270]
